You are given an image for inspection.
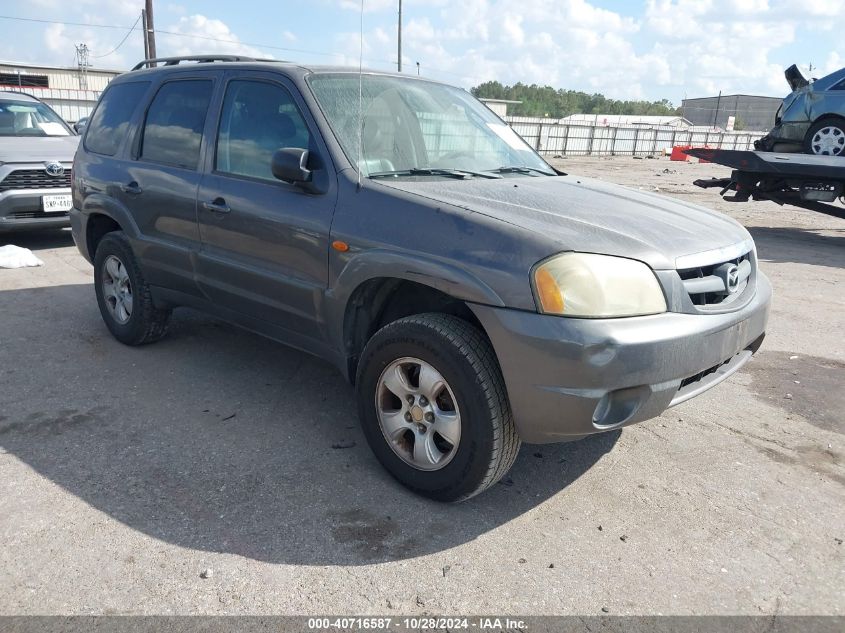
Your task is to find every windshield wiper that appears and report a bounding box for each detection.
[489,165,555,176]
[368,168,501,179]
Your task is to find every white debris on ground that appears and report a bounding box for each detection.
[0,245,44,269]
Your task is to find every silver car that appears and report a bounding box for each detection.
[0,91,78,232]
[756,64,845,156]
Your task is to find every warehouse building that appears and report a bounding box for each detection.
[0,61,123,123]
[479,98,522,117]
[681,94,782,132]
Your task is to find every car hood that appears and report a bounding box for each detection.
[0,135,79,162]
[380,175,752,270]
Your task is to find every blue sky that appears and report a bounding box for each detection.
[0,0,842,104]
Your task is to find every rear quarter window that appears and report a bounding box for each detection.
[140,80,213,169]
[84,81,150,156]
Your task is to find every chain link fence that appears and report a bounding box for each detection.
[506,117,764,156]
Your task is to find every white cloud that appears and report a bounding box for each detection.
[42,19,143,70]
[158,14,270,59]
[333,0,842,102]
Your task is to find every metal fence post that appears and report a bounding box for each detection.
[633,128,639,156]
[536,123,543,151]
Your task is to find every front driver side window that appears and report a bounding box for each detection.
[216,80,311,182]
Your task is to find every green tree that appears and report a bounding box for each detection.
[470,82,678,118]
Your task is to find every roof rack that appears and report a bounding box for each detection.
[131,55,256,71]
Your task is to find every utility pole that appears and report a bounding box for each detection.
[141,9,150,60]
[397,0,402,72]
[75,43,90,90]
[144,0,157,60]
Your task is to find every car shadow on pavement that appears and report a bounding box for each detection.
[0,228,75,251]
[750,225,845,268]
[0,283,619,566]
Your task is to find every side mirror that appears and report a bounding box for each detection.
[272,148,312,184]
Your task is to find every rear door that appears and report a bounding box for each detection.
[195,71,337,346]
[120,73,219,295]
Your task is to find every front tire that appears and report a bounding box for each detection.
[804,116,845,156]
[356,313,520,502]
[93,231,171,345]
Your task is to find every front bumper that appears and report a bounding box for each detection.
[470,272,772,443]
[0,188,72,232]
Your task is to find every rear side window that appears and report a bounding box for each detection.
[84,81,150,156]
[140,80,213,169]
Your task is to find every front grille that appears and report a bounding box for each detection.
[0,169,71,192]
[678,251,753,308]
[9,210,69,219]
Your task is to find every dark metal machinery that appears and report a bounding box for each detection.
[686,148,845,217]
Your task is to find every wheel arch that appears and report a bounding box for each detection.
[804,114,845,153]
[340,276,493,384]
[80,193,141,259]
[326,250,507,381]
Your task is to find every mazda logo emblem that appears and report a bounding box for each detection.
[44,162,65,177]
[726,264,740,293]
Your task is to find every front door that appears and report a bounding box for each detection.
[195,74,336,346]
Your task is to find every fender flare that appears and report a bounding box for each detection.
[323,249,505,364]
[81,192,142,241]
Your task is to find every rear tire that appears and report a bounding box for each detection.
[356,313,520,502]
[804,116,845,156]
[93,231,171,345]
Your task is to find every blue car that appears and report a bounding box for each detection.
[756,64,845,156]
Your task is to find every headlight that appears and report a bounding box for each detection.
[532,252,667,318]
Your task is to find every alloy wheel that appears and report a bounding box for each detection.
[375,356,461,471]
[101,254,133,324]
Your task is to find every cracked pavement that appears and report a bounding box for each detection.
[0,156,842,615]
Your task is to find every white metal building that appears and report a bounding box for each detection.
[0,61,123,123]
[478,98,523,117]
[558,114,692,128]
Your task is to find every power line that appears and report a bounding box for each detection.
[0,12,479,83]
[0,14,349,59]
[0,15,132,30]
[92,13,142,58]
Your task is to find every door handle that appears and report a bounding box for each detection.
[202,198,231,214]
[121,181,142,195]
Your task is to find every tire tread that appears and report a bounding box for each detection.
[361,313,521,501]
[94,232,171,345]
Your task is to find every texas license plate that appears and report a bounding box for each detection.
[42,194,72,212]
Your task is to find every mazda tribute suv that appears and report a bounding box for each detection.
[70,56,771,501]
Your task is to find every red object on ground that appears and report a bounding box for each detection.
[697,145,714,164]
[670,145,691,161]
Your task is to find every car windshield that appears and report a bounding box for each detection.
[308,73,555,178]
[0,99,71,137]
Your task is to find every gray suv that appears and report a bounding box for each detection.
[70,56,771,501]
[0,91,78,231]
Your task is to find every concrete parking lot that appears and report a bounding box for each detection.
[0,156,842,615]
